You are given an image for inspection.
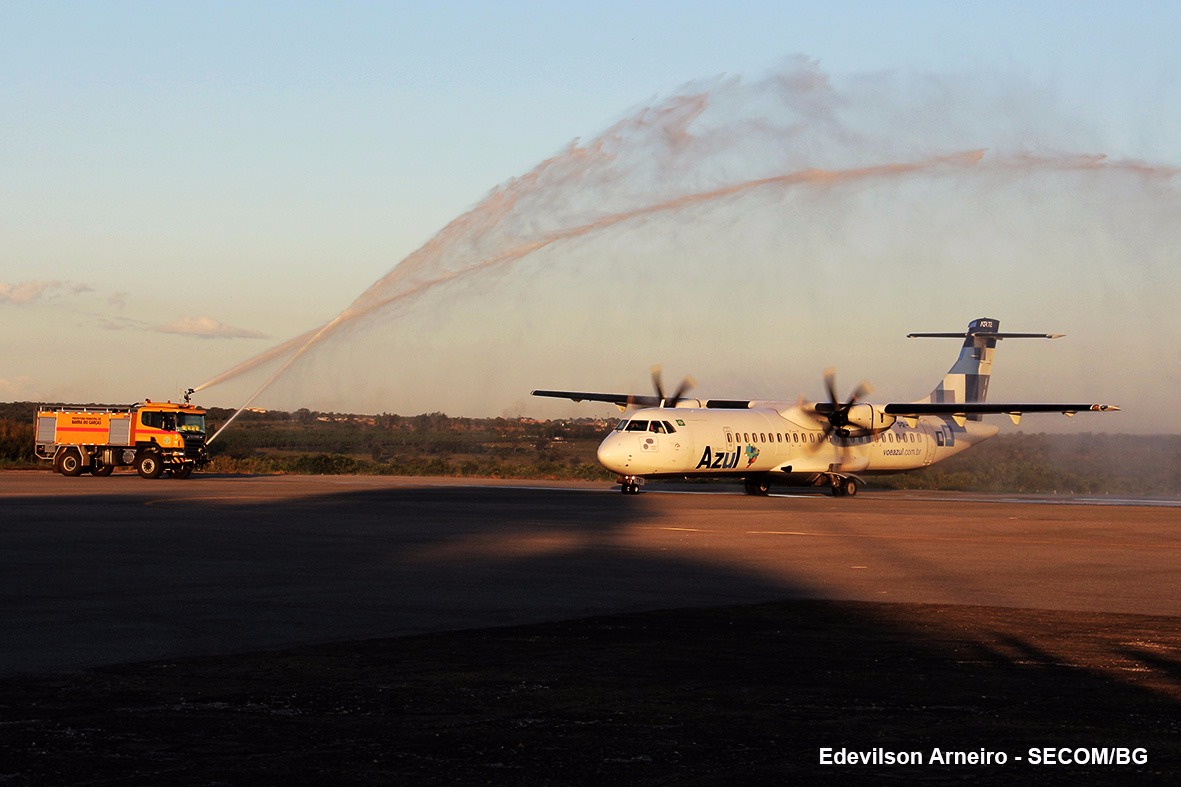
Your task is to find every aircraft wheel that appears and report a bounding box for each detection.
[57,449,85,477]
[90,460,114,477]
[135,452,165,480]
[833,477,858,497]
[743,478,770,496]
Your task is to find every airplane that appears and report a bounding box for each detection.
[532,318,1118,497]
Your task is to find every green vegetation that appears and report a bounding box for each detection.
[204,407,614,480]
[0,409,34,464]
[2,402,1177,495]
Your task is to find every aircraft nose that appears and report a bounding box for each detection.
[596,435,629,474]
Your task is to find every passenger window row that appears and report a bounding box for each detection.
[614,418,925,445]
[724,429,923,445]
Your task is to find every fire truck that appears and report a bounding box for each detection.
[34,399,210,479]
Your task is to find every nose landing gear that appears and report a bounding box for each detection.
[619,476,644,494]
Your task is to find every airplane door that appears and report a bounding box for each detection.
[922,423,935,465]
[920,422,939,465]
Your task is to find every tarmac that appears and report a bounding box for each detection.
[1,471,1178,782]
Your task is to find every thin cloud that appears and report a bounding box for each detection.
[0,280,88,305]
[98,315,149,332]
[1,278,63,302]
[0,375,39,399]
[154,316,270,340]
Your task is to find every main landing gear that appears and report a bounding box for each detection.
[743,478,771,496]
[829,475,860,497]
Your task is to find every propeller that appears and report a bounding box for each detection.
[808,368,873,451]
[649,365,696,407]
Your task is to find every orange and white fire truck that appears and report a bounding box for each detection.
[34,399,210,479]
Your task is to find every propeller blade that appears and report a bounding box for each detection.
[807,423,834,454]
[669,376,696,403]
[650,365,666,402]
[823,368,839,406]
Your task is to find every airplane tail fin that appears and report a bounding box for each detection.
[908,317,1063,418]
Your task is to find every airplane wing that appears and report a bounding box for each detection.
[882,401,1119,426]
[882,403,1119,415]
[531,389,757,410]
[531,390,662,408]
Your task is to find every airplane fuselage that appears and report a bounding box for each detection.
[596,404,998,489]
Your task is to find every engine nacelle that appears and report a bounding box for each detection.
[841,403,897,432]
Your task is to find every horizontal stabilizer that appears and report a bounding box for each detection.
[908,331,1064,340]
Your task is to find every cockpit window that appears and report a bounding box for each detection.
[614,419,628,431]
[625,420,650,432]
[649,421,666,434]
[662,421,677,433]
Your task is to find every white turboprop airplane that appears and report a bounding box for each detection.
[532,318,1118,497]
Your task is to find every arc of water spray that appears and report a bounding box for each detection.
[198,147,1175,442]
[205,313,349,443]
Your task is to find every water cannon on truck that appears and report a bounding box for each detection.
[34,398,210,479]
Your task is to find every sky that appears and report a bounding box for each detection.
[2,1,1179,432]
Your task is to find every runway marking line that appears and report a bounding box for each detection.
[747,530,817,536]
[735,529,1181,551]
[143,495,286,507]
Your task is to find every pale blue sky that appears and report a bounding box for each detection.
[2,2,1178,430]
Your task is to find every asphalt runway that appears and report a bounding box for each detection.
[2,471,1178,678]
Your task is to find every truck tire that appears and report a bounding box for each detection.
[90,460,115,477]
[57,449,85,477]
[135,452,165,479]
[172,464,194,479]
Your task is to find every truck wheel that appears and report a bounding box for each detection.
[57,450,85,477]
[135,452,165,479]
[172,465,194,479]
[90,460,115,477]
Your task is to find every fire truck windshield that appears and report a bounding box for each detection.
[176,413,206,433]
